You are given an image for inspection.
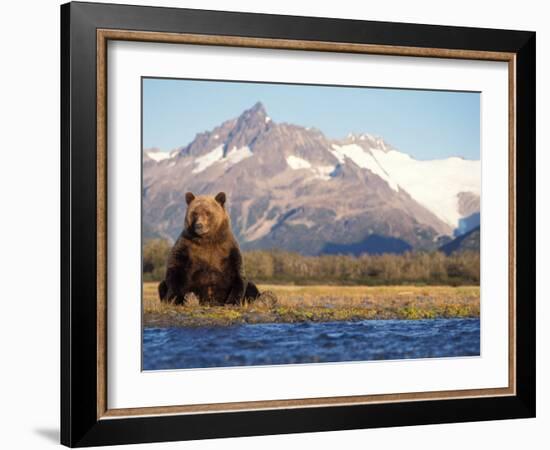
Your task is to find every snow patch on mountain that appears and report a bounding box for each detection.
[287,156,335,181]
[226,146,253,164]
[192,145,253,173]
[369,149,480,228]
[331,144,399,191]
[146,151,173,162]
[314,165,336,181]
[286,155,312,170]
[192,145,224,173]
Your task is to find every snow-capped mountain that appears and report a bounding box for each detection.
[328,141,480,228]
[143,102,480,255]
[143,147,180,162]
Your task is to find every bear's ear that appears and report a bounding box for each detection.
[215,192,226,207]
[185,192,196,205]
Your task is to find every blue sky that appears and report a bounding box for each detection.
[143,78,480,161]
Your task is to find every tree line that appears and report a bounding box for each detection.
[143,239,480,286]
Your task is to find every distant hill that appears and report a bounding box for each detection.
[143,102,480,255]
[323,234,413,256]
[439,226,480,255]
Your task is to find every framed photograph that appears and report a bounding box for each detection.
[61,1,536,447]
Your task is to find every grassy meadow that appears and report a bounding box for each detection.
[143,282,480,327]
[142,240,480,327]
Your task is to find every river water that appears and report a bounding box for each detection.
[143,318,480,370]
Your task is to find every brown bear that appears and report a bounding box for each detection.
[158,191,261,306]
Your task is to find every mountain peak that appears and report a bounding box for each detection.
[206,102,271,153]
[251,101,266,113]
[239,101,269,123]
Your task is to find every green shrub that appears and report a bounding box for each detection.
[142,238,171,281]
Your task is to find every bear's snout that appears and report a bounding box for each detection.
[192,219,208,235]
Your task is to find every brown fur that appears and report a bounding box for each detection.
[158,192,260,305]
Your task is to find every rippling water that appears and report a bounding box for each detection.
[143,318,480,370]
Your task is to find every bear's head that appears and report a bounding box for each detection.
[184,192,229,238]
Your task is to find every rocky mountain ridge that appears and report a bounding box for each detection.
[143,102,480,255]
